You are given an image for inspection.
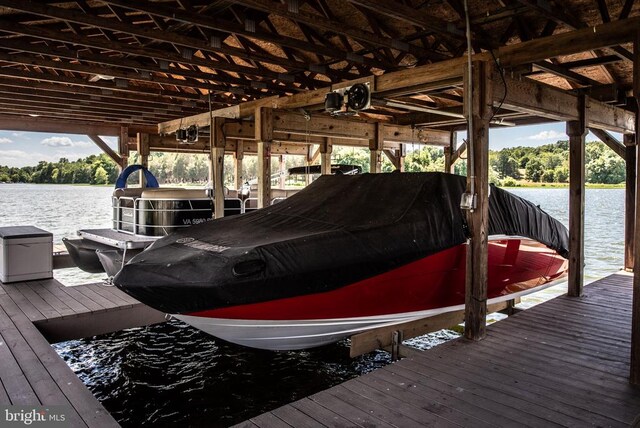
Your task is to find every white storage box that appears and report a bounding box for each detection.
[0,226,53,283]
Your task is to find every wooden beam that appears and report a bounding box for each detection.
[350,300,510,358]
[256,108,273,209]
[590,128,626,159]
[495,17,640,67]
[567,96,587,298]
[157,97,280,134]
[0,116,155,136]
[625,135,636,271]
[87,134,123,166]
[464,60,493,341]
[102,0,387,70]
[494,73,635,133]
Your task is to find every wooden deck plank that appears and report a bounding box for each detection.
[341,378,462,427]
[0,283,46,322]
[85,283,134,308]
[236,274,640,427]
[357,371,499,428]
[69,285,116,311]
[0,378,10,405]
[0,296,118,427]
[0,322,39,405]
[55,285,104,313]
[26,281,77,317]
[310,389,396,428]
[0,302,86,426]
[43,283,91,314]
[289,398,355,428]
[270,404,329,428]
[248,412,293,428]
[10,284,61,320]
[89,283,140,306]
[414,346,633,426]
[463,336,638,398]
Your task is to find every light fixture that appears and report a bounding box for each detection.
[324,82,371,116]
[176,125,198,144]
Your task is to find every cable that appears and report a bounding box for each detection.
[489,49,507,125]
[463,0,475,201]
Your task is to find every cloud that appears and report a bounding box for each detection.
[526,130,566,141]
[0,137,12,144]
[40,136,90,148]
[0,149,88,167]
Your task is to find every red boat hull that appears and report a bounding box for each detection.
[173,238,567,350]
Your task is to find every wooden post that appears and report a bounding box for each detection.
[320,138,332,175]
[625,135,636,271]
[211,117,226,219]
[370,124,383,173]
[136,133,149,187]
[567,95,587,298]
[235,140,244,191]
[278,155,286,188]
[305,144,314,186]
[444,131,456,173]
[464,60,493,341]
[631,29,640,385]
[118,126,129,170]
[256,107,273,208]
[397,144,406,172]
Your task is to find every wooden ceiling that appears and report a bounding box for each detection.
[0,0,637,132]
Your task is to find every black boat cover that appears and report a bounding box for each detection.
[114,172,569,314]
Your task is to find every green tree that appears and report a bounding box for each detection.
[93,166,109,184]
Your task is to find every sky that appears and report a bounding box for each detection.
[0,131,118,168]
[0,122,614,168]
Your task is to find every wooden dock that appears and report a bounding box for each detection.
[0,278,165,427]
[235,272,640,427]
[0,278,165,342]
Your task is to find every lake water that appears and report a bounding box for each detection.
[0,183,627,426]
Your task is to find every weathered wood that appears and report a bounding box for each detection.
[118,126,129,168]
[256,107,273,209]
[464,60,493,341]
[369,124,384,174]
[350,301,509,358]
[319,138,332,175]
[212,117,226,219]
[495,17,640,68]
[625,137,636,271]
[88,134,123,167]
[493,73,635,133]
[137,133,150,187]
[567,96,587,298]
[590,128,626,159]
[235,141,244,191]
[632,29,640,385]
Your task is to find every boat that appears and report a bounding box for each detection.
[113,172,569,350]
[64,165,227,276]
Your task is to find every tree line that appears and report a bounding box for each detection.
[0,140,624,186]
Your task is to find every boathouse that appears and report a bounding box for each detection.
[0,1,639,426]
